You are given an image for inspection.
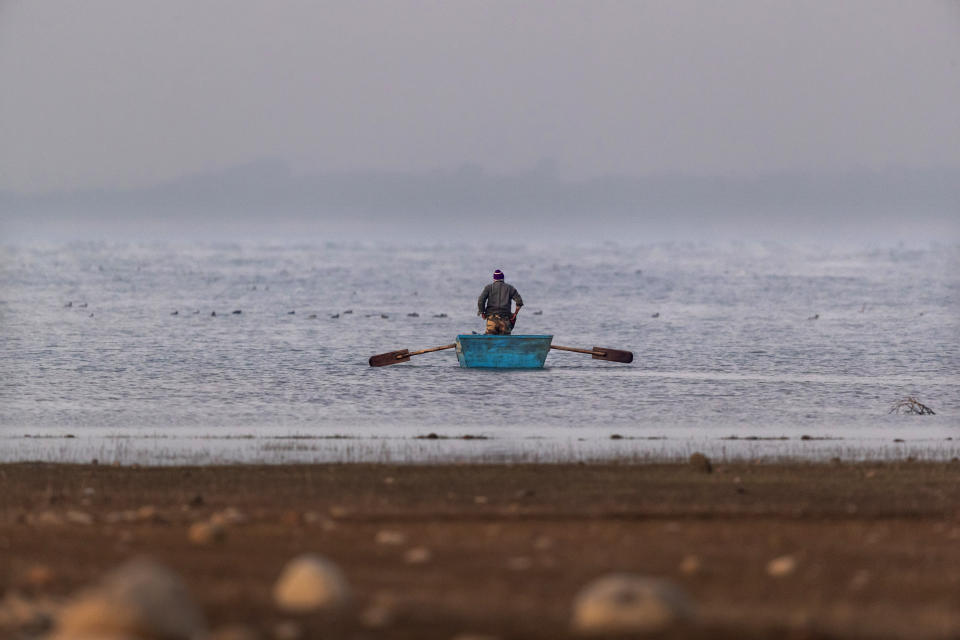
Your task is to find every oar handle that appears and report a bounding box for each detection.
[551,344,604,356]
[408,344,456,357]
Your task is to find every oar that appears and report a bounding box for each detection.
[551,344,634,363]
[369,343,456,367]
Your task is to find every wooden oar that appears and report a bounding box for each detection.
[369,343,456,367]
[551,344,634,363]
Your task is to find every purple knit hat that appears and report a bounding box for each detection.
[493,269,504,280]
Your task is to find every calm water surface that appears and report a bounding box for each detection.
[1,242,957,463]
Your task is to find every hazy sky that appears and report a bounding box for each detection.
[1,1,958,194]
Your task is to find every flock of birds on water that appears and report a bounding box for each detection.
[62,300,849,322]
[61,303,550,320]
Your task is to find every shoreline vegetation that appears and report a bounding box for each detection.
[2,461,960,638]
[5,430,958,466]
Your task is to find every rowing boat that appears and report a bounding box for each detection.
[369,335,632,368]
[455,334,553,369]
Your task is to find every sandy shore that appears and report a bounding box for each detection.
[2,461,959,639]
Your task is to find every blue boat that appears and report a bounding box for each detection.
[455,334,553,369]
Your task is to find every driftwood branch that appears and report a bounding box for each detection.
[888,397,935,415]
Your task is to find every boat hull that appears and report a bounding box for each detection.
[455,334,553,368]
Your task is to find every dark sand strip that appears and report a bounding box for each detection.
[2,461,959,639]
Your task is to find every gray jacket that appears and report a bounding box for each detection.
[478,281,523,316]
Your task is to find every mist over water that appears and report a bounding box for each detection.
[3,161,958,245]
[1,240,957,463]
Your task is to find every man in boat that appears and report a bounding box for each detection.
[478,269,523,334]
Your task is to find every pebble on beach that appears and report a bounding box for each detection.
[50,557,205,640]
[20,564,56,590]
[65,510,94,526]
[506,557,534,571]
[360,600,395,629]
[272,554,349,613]
[766,554,798,578]
[678,555,702,575]
[571,574,694,635]
[404,546,433,564]
[33,511,63,526]
[848,569,871,591]
[210,507,248,526]
[375,529,408,546]
[188,520,226,545]
[137,505,163,523]
[533,535,554,550]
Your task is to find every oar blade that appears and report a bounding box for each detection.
[368,349,411,367]
[592,347,634,363]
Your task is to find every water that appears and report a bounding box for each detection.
[1,241,958,463]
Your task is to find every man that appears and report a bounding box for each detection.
[478,269,523,334]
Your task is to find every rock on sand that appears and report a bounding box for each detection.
[375,529,407,546]
[688,452,712,473]
[571,574,693,635]
[766,554,798,577]
[50,557,204,640]
[678,555,702,575]
[404,546,432,564]
[188,520,226,545]
[273,554,349,613]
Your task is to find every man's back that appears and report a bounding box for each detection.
[478,280,522,317]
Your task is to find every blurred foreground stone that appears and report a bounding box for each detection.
[49,557,204,640]
[571,574,694,635]
[273,554,349,613]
